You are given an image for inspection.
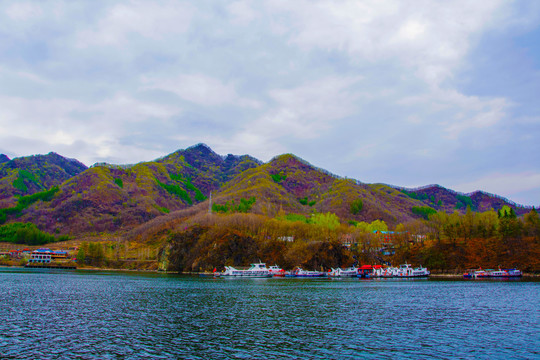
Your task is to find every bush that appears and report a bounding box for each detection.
[212,197,256,214]
[412,206,437,220]
[156,179,192,205]
[350,198,363,215]
[114,178,124,188]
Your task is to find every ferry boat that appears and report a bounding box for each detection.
[463,268,522,278]
[268,265,286,277]
[395,264,430,278]
[288,268,327,277]
[220,262,273,277]
[357,265,376,278]
[328,267,358,277]
[372,266,399,278]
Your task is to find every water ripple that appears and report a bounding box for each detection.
[0,269,538,359]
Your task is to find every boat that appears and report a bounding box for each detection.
[328,267,358,277]
[268,265,286,277]
[372,265,399,278]
[220,262,273,277]
[463,268,522,278]
[288,268,327,277]
[357,265,374,278]
[395,263,430,278]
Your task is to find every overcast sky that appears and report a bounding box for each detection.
[0,1,539,206]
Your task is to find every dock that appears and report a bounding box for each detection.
[25,263,77,270]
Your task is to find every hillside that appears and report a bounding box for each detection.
[0,152,87,208]
[213,154,430,226]
[396,184,532,216]
[0,144,535,239]
[5,144,261,235]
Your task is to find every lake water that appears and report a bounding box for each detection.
[0,268,538,360]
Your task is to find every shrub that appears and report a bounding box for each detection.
[412,206,437,219]
[350,198,363,215]
[114,178,124,188]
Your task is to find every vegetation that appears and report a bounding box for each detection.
[13,169,39,193]
[271,171,286,183]
[455,194,474,210]
[350,198,363,214]
[212,197,256,213]
[401,189,429,201]
[0,222,68,245]
[0,186,59,224]
[412,206,437,219]
[114,177,124,188]
[156,179,192,205]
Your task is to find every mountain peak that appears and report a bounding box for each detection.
[0,154,9,164]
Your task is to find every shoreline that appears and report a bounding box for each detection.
[2,265,539,277]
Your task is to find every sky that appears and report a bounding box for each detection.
[0,1,539,207]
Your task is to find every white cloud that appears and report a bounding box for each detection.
[264,0,506,86]
[5,2,43,21]
[0,0,538,205]
[75,1,193,47]
[141,74,260,108]
[399,88,511,138]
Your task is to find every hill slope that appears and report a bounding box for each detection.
[0,144,534,238]
[9,144,261,234]
[0,152,87,208]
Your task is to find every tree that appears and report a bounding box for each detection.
[350,199,363,215]
[311,212,340,230]
[524,209,540,240]
[367,219,388,233]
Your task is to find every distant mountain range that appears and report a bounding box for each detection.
[0,144,534,237]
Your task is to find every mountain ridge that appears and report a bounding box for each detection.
[0,144,535,238]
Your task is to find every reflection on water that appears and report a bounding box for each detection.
[0,268,538,359]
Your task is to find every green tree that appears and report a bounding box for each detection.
[311,212,340,230]
[350,198,363,215]
[367,219,388,233]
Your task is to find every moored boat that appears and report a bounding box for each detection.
[289,268,326,277]
[395,263,430,278]
[463,268,522,278]
[268,265,286,277]
[328,267,358,277]
[357,265,375,278]
[220,262,273,277]
[372,265,399,278]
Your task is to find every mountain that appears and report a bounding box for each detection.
[0,144,534,237]
[214,154,433,225]
[10,144,261,234]
[395,184,531,216]
[0,152,87,208]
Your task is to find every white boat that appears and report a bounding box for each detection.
[288,268,327,277]
[395,263,430,278]
[221,262,273,277]
[372,266,399,278]
[464,268,522,278]
[328,267,358,277]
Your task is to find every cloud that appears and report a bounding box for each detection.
[75,1,194,48]
[0,0,538,205]
[452,172,540,206]
[264,0,507,86]
[398,88,511,138]
[141,74,260,107]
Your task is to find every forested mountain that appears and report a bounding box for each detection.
[0,144,534,238]
[0,152,87,208]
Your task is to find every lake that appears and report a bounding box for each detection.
[0,268,538,359]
